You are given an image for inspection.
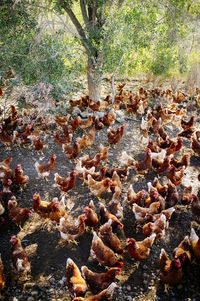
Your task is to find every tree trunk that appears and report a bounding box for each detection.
[87,57,101,102]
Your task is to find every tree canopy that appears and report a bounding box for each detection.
[0,0,200,101]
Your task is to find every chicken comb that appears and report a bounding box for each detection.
[116,260,123,267]
[33,193,39,200]
[0,217,5,224]
[7,179,12,185]
[10,235,17,244]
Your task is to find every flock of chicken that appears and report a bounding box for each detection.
[0,84,200,300]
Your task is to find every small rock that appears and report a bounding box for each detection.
[49,277,55,284]
[126,296,132,301]
[177,284,183,290]
[143,280,148,285]
[127,285,131,291]
[58,280,64,286]
[31,291,38,296]
[27,297,34,301]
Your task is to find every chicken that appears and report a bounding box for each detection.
[8,198,32,227]
[10,236,31,275]
[159,248,183,289]
[97,144,110,161]
[0,201,5,215]
[165,141,178,156]
[132,202,160,224]
[59,214,86,242]
[103,109,116,126]
[0,157,13,181]
[105,167,129,182]
[89,100,101,112]
[69,99,81,107]
[75,160,95,179]
[13,125,32,146]
[109,171,122,193]
[99,203,124,229]
[126,233,156,262]
[0,127,14,147]
[0,254,5,291]
[152,177,168,197]
[35,154,56,180]
[81,266,120,293]
[191,194,200,224]
[80,95,90,107]
[84,201,98,228]
[170,154,190,169]
[157,136,172,149]
[33,136,44,151]
[119,151,134,167]
[93,116,104,132]
[146,184,165,211]
[90,231,123,267]
[181,186,193,205]
[83,167,107,184]
[190,228,200,259]
[134,149,152,175]
[66,258,87,297]
[84,125,95,147]
[167,165,185,186]
[72,282,117,301]
[48,197,67,223]
[78,115,93,129]
[108,187,123,220]
[55,115,69,127]
[181,115,194,130]
[0,178,13,209]
[175,137,183,152]
[79,153,103,170]
[53,132,72,147]
[13,164,29,190]
[150,149,166,161]
[144,207,175,228]
[54,170,77,193]
[32,193,58,219]
[165,180,179,208]
[63,141,81,159]
[142,214,167,240]
[158,125,169,141]
[126,185,146,206]
[173,236,192,267]
[70,116,80,130]
[99,219,124,254]
[147,139,160,153]
[178,127,194,139]
[152,155,171,175]
[107,125,126,145]
[140,128,149,147]
[2,117,19,133]
[191,136,200,155]
[87,175,111,198]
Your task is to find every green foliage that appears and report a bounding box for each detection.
[0,0,199,99]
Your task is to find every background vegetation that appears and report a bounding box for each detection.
[0,0,200,103]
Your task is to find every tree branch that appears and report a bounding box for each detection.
[61,2,90,52]
[80,0,90,28]
[24,1,79,39]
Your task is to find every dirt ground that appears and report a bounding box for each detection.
[0,85,200,301]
